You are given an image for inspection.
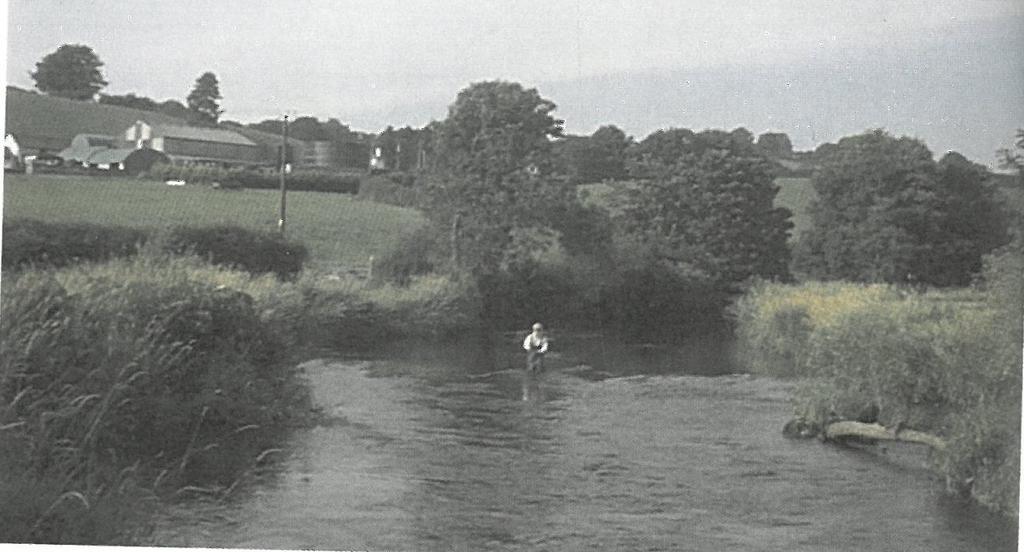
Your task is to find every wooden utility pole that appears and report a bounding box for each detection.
[451,212,462,270]
[279,115,289,234]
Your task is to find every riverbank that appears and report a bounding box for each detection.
[0,251,480,544]
[730,245,1022,517]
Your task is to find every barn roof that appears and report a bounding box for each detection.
[149,124,258,146]
[59,144,108,163]
[86,148,135,164]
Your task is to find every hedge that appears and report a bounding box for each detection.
[2,218,308,279]
[146,163,360,194]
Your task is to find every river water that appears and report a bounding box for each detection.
[153,333,1016,551]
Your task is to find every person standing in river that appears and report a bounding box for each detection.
[523,322,549,371]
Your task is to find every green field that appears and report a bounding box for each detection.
[773,177,815,240]
[3,174,426,269]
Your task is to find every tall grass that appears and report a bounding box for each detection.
[0,254,312,543]
[731,243,1022,516]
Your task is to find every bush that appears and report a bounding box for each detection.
[371,223,448,285]
[2,218,147,270]
[159,225,308,280]
[2,219,308,280]
[356,174,423,207]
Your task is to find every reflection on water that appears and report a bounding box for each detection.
[153,333,1017,551]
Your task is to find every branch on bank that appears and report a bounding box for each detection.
[823,421,947,451]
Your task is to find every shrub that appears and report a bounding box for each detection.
[2,219,308,280]
[159,225,308,280]
[356,174,423,207]
[2,218,147,270]
[371,223,448,285]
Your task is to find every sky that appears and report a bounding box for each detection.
[5,0,1024,166]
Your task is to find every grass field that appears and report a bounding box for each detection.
[773,177,815,240]
[2,174,426,269]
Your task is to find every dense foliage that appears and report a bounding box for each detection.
[417,81,587,278]
[31,44,107,100]
[620,128,793,284]
[794,130,1009,286]
[431,81,563,182]
[556,125,632,183]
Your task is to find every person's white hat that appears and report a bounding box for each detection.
[532,322,544,330]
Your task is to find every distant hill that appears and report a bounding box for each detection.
[5,86,189,153]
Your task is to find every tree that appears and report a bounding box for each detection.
[30,44,107,100]
[421,82,585,276]
[186,72,223,126]
[794,130,1008,286]
[432,80,563,182]
[925,152,1010,285]
[756,132,794,158]
[620,128,793,284]
[999,129,1024,180]
[559,125,632,183]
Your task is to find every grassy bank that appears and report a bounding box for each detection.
[0,250,477,544]
[3,174,426,270]
[731,247,1022,516]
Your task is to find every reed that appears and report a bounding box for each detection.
[731,243,1022,516]
[0,254,312,543]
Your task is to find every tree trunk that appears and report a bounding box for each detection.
[824,421,947,451]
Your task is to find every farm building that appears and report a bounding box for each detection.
[125,121,263,167]
[58,133,171,174]
[4,86,186,158]
[4,86,314,169]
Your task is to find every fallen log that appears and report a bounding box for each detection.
[823,421,947,451]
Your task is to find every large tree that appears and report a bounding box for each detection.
[186,72,223,126]
[31,44,107,100]
[421,81,583,275]
[620,128,793,284]
[432,81,563,182]
[794,130,1008,285]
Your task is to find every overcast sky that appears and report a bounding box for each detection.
[5,1,1024,165]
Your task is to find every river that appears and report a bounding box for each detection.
[153,333,1016,551]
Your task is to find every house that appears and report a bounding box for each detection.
[125,121,263,167]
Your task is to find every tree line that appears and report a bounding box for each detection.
[369,80,1016,334]
[27,43,1018,305]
